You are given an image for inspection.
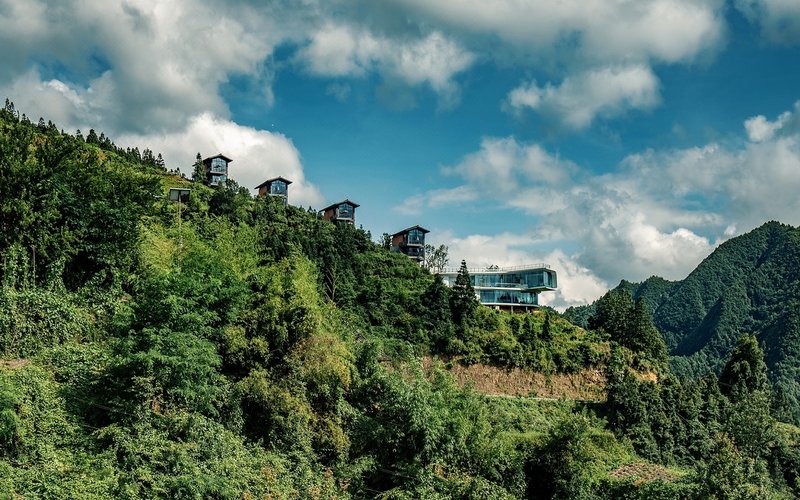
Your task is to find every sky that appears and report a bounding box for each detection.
[2,0,800,309]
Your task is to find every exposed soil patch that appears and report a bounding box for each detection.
[0,359,30,370]
[424,357,607,402]
[609,463,680,483]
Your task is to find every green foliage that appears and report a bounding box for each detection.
[590,290,667,369]
[0,113,160,288]
[450,259,478,328]
[0,287,94,358]
[526,413,635,499]
[3,106,800,498]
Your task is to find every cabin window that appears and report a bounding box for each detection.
[210,157,227,173]
[408,229,424,245]
[270,181,287,195]
[337,204,353,219]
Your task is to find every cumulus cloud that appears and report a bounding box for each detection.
[744,101,800,142]
[386,0,726,64]
[395,137,576,215]
[403,100,800,295]
[298,24,474,105]
[506,65,661,129]
[0,0,276,136]
[443,136,577,191]
[117,113,324,207]
[624,137,800,230]
[735,0,800,44]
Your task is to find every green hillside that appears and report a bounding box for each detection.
[2,102,800,498]
[567,221,800,423]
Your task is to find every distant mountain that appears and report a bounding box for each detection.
[566,221,800,421]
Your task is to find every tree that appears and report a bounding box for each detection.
[625,298,668,366]
[380,233,391,250]
[541,311,553,342]
[419,275,453,351]
[589,289,633,338]
[719,335,774,460]
[191,152,204,182]
[423,244,449,274]
[719,335,769,401]
[450,260,477,327]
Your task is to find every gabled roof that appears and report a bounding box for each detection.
[203,153,233,163]
[254,176,293,189]
[391,225,430,237]
[320,199,360,212]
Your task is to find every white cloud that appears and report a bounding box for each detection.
[744,101,800,142]
[624,120,800,231]
[443,136,577,191]
[735,0,800,44]
[538,250,610,310]
[0,0,277,136]
[404,99,800,295]
[393,186,478,215]
[395,137,576,215]
[117,113,324,207]
[387,0,725,64]
[298,24,474,105]
[506,65,661,129]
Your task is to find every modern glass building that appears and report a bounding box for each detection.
[440,264,557,311]
[320,199,359,225]
[202,153,232,186]
[390,225,429,262]
[255,176,292,204]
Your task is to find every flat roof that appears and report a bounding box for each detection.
[441,263,552,274]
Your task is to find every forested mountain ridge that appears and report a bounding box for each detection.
[566,221,800,422]
[2,101,800,498]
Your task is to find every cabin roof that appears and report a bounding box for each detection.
[320,199,360,212]
[203,153,233,163]
[254,176,293,189]
[391,225,430,237]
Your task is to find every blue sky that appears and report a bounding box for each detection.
[2,0,800,308]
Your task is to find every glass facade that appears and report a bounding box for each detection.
[441,265,557,309]
[210,157,227,173]
[405,246,424,258]
[479,289,538,306]
[468,269,556,289]
[337,203,354,220]
[270,180,287,196]
[407,229,425,246]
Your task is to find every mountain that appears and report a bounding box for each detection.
[567,221,800,421]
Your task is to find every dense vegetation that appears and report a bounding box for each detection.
[566,221,800,424]
[2,100,799,498]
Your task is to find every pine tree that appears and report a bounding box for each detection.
[625,298,668,366]
[719,335,769,400]
[420,275,453,351]
[589,289,633,338]
[719,335,775,460]
[86,128,99,144]
[541,311,553,342]
[449,260,477,326]
[191,152,204,182]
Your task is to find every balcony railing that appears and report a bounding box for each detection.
[442,263,551,274]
